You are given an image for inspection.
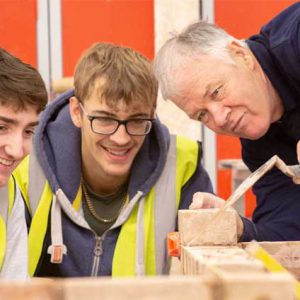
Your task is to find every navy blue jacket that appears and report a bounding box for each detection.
[240,2,300,241]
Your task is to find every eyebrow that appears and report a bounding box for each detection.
[203,79,222,99]
[0,116,18,124]
[0,116,39,127]
[203,82,214,99]
[89,110,150,119]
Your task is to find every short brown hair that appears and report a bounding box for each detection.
[74,43,158,108]
[0,48,48,112]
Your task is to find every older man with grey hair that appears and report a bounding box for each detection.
[154,2,300,242]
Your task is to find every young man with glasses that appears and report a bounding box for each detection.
[0,48,47,279]
[14,43,213,277]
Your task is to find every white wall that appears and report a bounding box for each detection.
[154,0,217,190]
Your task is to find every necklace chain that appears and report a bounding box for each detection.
[81,182,127,224]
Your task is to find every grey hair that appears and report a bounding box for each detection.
[154,20,247,100]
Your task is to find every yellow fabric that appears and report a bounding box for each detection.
[0,176,17,270]
[0,216,6,270]
[28,182,52,276]
[73,186,82,212]
[15,136,199,276]
[113,136,198,276]
[13,155,53,276]
[14,155,83,275]
[176,136,198,209]
[13,156,30,212]
[7,177,15,215]
[112,202,138,276]
[113,189,157,276]
[143,188,156,275]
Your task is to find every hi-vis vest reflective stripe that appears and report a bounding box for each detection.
[0,177,17,270]
[14,135,199,276]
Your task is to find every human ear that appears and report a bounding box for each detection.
[228,41,255,70]
[150,106,156,118]
[69,96,82,128]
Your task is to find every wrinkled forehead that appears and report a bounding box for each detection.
[174,55,233,95]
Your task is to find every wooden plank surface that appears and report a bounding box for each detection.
[0,279,61,300]
[182,246,265,275]
[219,272,294,300]
[61,276,212,300]
[240,241,300,280]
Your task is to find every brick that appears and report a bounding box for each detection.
[178,209,237,246]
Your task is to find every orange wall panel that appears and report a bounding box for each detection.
[0,0,37,66]
[215,0,298,217]
[61,0,154,76]
[215,0,298,38]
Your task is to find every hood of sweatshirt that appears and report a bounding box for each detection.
[34,89,170,203]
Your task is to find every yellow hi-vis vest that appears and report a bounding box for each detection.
[0,176,17,270]
[14,135,199,276]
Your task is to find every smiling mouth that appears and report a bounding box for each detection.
[0,157,14,167]
[232,112,246,133]
[103,147,130,156]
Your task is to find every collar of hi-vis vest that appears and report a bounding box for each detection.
[30,133,191,275]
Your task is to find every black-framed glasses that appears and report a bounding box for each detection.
[79,103,154,136]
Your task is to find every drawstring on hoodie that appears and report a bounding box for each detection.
[47,194,67,263]
[47,188,148,274]
[47,188,92,264]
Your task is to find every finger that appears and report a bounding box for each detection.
[211,196,226,208]
[293,177,300,185]
[190,192,225,209]
[189,192,204,209]
[297,140,300,163]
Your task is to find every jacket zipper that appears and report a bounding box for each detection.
[89,194,141,277]
[91,235,103,276]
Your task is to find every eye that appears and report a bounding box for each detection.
[0,125,8,133]
[94,117,117,127]
[211,86,221,99]
[24,127,36,138]
[197,111,208,122]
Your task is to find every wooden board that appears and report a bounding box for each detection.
[0,279,61,300]
[61,276,212,300]
[181,246,265,275]
[240,241,300,279]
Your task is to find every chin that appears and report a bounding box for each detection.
[106,167,130,178]
[242,128,269,140]
[0,177,9,187]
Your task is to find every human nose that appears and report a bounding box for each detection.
[4,133,29,159]
[109,123,131,144]
[208,102,231,127]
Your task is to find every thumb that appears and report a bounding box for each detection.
[190,192,225,209]
[297,140,300,163]
[293,177,300,185]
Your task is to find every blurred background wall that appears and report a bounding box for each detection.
[0,0,297,218]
